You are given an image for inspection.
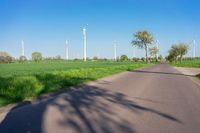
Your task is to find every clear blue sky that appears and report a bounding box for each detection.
[0,0,199,59]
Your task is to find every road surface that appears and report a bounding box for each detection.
[0,64,200,133]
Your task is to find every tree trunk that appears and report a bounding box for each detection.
[145,45,148,63]
[180,55,182,63]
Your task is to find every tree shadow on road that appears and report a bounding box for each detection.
[0,84,182,133]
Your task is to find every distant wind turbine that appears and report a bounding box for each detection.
[82,25,87,61]
[187,40,196,57]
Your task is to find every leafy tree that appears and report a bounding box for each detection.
[0,51,11,57]
[132,57,139,62]
[149,46,159,62]
[158,55,163,61]
[0,51,13,63]
[120,55,129,61]
[178,43,189,62]
[167,43,189,62]
[19,56,27,63]
[32,52,42,62]
[131,31,154,63]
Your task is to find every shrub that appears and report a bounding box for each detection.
[32,52,42,62]
[0,76,43,101]
[120,55,129,61]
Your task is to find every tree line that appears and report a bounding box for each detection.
[131,30,190,63]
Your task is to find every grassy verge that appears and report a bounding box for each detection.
[0,61,151,107]
[170,59,200,68]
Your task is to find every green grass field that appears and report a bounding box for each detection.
[0,60,151,107]
[170,59,200,68]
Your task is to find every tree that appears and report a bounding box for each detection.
[32,52,42,62]
[0,51,13,63]
[178,43,189,62]
[149,46,159,62]
[167,43,189,62]
[131,31,154,63]
[158,55,163,61]
[120,55,129,61]
[19,56,27,63]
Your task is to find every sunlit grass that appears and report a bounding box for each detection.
[170,59,200,68]
[0,60,151,107]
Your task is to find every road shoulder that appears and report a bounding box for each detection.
[174,67,200,88]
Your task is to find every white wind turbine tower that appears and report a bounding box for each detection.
[21,40,25,56]
[82,25,87,61]
[114,41,117,61]
[65,40,69,60]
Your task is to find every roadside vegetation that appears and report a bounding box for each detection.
[166,43,189,62]
[170,58,200,68]
[131,31,154,63]
[165,43,200,68]
[0,60,151,106]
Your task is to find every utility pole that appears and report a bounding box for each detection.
[83,26,87,61]
[21,40,25,56]
[65,40,69,60]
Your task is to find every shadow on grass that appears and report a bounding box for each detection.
[0,85,182,133]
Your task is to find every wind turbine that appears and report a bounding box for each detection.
[21,40,25,57]
[65,40,69,60]
[187,40,196,57]
[82,25,87,61]
[114,41,117,61]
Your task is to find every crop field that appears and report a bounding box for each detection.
[0,60,150,106]
[170,59,200,68]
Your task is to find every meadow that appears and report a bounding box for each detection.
[170,59,200,68]
[0,60,150,106]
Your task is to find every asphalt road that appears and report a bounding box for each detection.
[0,64,200,133]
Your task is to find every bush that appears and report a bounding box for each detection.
[120,55,129,61]
[19,56,27,63]
[32,52,42,62]
[0,76,43,101]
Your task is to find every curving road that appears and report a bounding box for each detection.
[0,64,200,133]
